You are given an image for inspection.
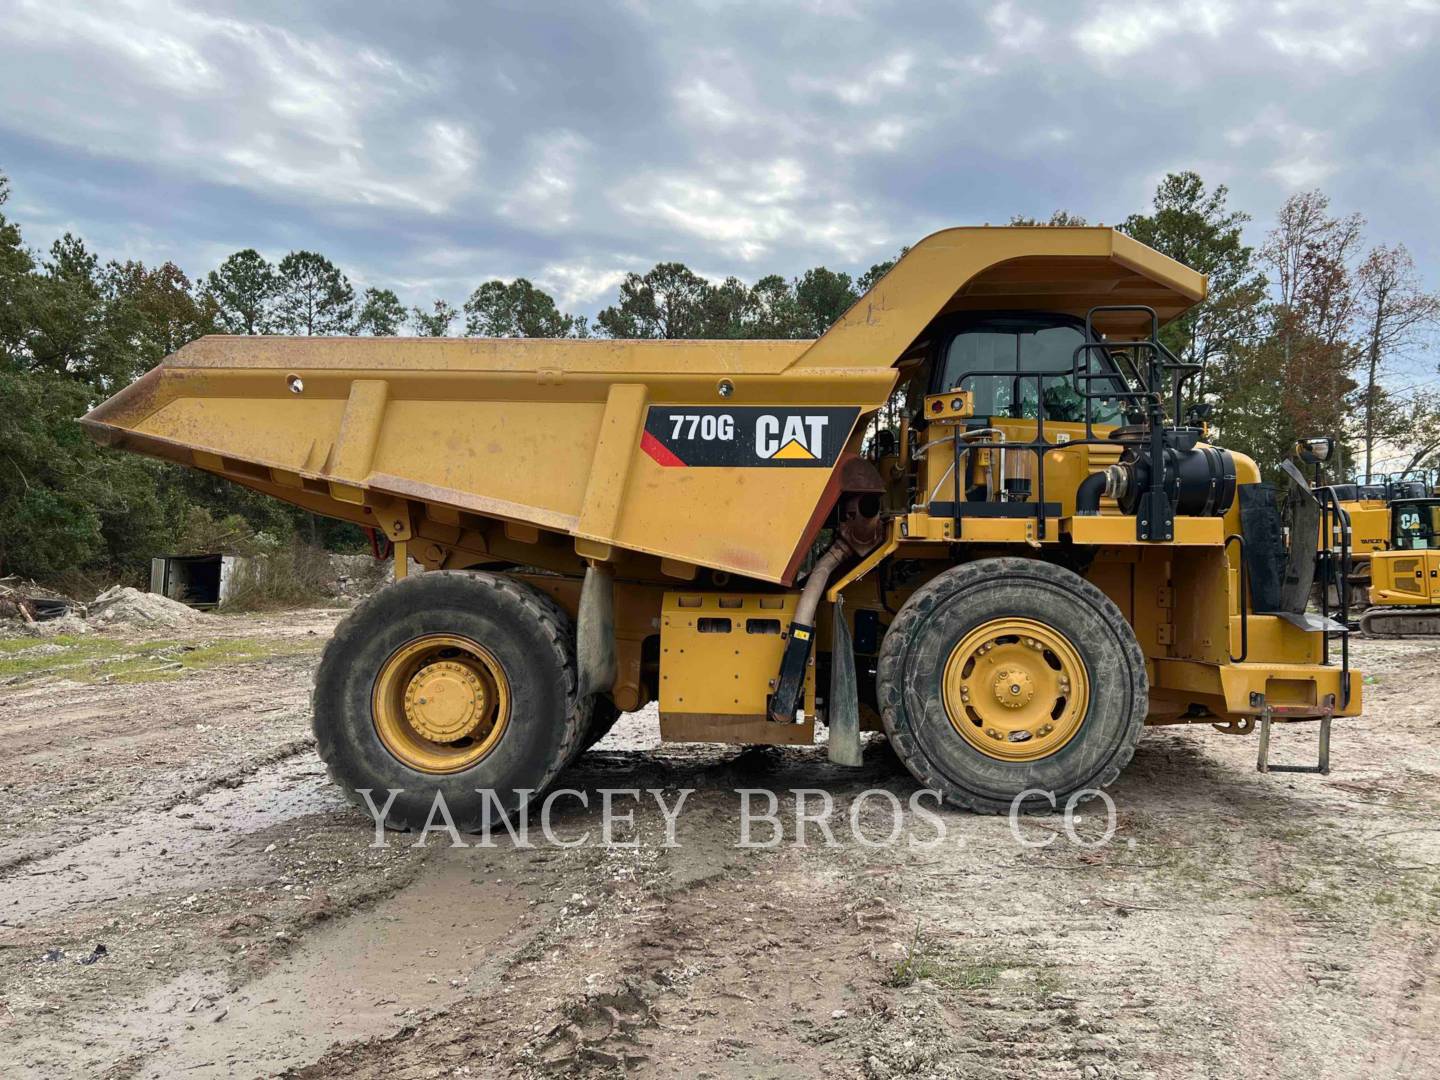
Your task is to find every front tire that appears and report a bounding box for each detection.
[877,558,1146,813]
[313,571,584,830]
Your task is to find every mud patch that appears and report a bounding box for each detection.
[131,853,535,1078]
[2,620,1439,1079]
[3,754,339,923]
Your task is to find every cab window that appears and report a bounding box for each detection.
[1393,504,1440,551]
[937,315,1128,425]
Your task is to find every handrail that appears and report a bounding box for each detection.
[1225,533,1249,663]
[1313,484,1351,709]
[933,304,1202,543]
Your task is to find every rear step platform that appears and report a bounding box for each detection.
[1256,701,1334,776]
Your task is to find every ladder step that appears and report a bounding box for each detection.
[1256,709,1331,775]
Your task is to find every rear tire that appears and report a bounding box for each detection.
[877,557,1146,813]
[313,571,583,831]
[574,696,622,759]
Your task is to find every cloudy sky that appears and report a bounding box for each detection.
[1,0,1437,315]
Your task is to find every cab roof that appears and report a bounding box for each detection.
[793,226,1207,370]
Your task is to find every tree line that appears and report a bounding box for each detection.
[1,165,1436,584]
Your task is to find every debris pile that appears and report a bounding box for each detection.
[328,553,403,602]
[30,613,92,637]
[87,586,214,629]
[0,577,77,625]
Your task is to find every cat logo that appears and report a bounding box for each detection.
[756,414,827,461]
[640,406,860,469]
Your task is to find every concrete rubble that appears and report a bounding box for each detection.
[86,585,216,629]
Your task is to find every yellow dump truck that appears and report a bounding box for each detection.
[83,228,1360,826]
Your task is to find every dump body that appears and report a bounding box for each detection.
[82,228,1205,586]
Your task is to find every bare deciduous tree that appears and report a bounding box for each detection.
[1353,244,1440,474]
[1259,191,1365,454]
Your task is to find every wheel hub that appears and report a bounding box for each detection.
[942,618,1090,762]
[371,634,510,774]
[992,666,1034,709]
[403,660,487,742]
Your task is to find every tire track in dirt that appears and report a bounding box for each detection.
[0,644,325,875]
[4,623,1440,1079]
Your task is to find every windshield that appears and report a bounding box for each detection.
[938,316,1129,425]
[1393,503,1440,551]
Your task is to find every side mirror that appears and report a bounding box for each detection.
[1296,436,1335,465]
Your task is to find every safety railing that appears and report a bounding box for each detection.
[1314,484,1352,709]
[934,306,1202,544]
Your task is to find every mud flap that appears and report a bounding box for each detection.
[576,564,616,699]
[1238,483,1285,612]
[1278,460,1320,615]
[827,597,863,767]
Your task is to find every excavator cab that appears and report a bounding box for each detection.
[1361,498,1440,636]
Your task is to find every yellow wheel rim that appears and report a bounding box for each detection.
[942,617,1089,762]
[372,634,510,774]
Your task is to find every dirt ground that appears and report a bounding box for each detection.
[0,610,1437,1079]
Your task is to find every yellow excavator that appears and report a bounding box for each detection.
[1361,497,1440,636]
[1316,472,1434,611]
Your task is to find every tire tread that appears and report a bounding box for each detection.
[311,570,585,829]
[877,557,1146,814]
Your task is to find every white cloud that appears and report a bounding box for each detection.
[798,51,915,105]
[535,262,634,308]
[499,131,589,229]
[5,0,222,93]
[1260,0,1439,68]
[832,116,918,155]
[0,0,475,214]
[1263,28,1371,66]
[1074,1,1234,60]
[676,78,750,127]
[987,2,1046,49]
[1225,107,1336,188]
[610,156,885,262]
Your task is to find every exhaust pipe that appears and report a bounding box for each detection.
[768,487,885,726]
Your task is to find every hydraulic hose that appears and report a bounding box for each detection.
[767,535,854,724]
[794,537,852,630]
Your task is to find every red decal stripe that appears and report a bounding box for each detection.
[641,430,686,467]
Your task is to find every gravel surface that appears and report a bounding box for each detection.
[0,611,1436,1079]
